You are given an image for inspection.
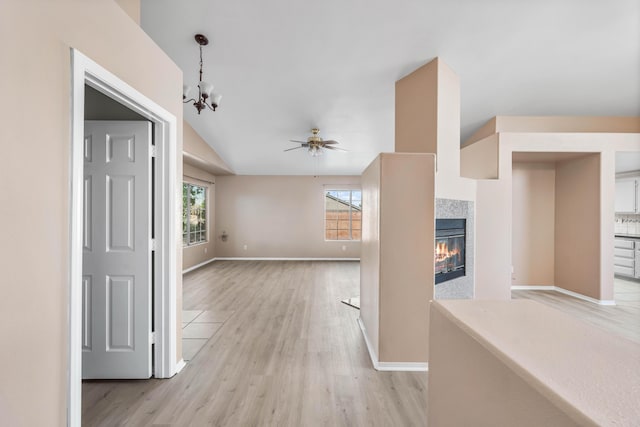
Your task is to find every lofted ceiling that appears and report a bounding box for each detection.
[141,0,639,176]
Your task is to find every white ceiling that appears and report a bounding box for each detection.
[141,0,639,176]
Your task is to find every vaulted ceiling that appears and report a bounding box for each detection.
[141,0,639,175]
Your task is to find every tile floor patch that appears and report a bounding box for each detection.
[182,322,223,339]
[192,310,236,323]
[182,310,203,323]
[182,338,208,361]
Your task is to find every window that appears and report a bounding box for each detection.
[325,189,362,240]
[182,183,207,246]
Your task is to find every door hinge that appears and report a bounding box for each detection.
[150,145,157,157]
[151,238,157,251]
[150,331,156,344]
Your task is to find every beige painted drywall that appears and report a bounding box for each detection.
[465,116,640,145]
[183,121,234,176]
[395,58,476,201]
[214,175,361,258]
[115,0,141,24]
[0,1,183,425]
[555,154,601,299]
[360,156,381,358]
[360,153,435,364]
[183,164,216,271]
[512,162,556,286]
[462,120,640,302]
[379,154,435,362]
[395,60,438,156]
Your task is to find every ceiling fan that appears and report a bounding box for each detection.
[285,128,347,157]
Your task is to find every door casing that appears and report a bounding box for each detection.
[69,49,179,427]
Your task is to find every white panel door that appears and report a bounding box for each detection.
[82,121,152,379]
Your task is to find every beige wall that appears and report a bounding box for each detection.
[115,0,141,24]
[183,121,233,176]
[555,154,601,299]
[512,162,556,286]
[0,1,183,425]
[360,153,435,364]
[214,175,361,258]
[395,58,475,201]
[183,164,216,271]
[463,122,640,302]
[360,156,381,357]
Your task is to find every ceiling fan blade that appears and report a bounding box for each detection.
[322,140,339,145]
[324,146,348,152]
[289,140,308,144]
[284,146,305,152]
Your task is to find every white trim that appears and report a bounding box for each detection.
[214,257,361,261]
[376,361,429,372]
[183,258,216,274]
[357,317,429,372]
[510,285,555,291]
[554,286,616,306]
[175,359,187,374]
[511,285,616,306]
[69,49,178,427]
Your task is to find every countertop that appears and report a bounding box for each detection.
[432,300,640,426]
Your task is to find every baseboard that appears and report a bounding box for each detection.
[510,285,555,291]
[214,257,360,261]
[511,285,616,306]
[174,359,186,375]
[182,257,216,274]
[357,317,379,369]
[554,286,616,306]
[357,317,428,372]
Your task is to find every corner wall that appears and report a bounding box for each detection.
[512,162,556,286]
[0,1,183,425]
[555,154,601,299]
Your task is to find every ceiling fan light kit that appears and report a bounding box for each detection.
[285,128,347,156]
[183,34,222,114]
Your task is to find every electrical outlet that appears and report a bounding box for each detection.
[204,247,208,254]
[341,245,347,251]
[243,244,248,251]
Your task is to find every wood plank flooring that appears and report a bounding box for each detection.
[83,261,428,426]
[512,277,640,344]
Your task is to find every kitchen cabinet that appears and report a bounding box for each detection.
[615,178,639,213]
[614,237,639,278]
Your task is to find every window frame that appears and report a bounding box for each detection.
[324,188,362,241]
[182,181,209,247]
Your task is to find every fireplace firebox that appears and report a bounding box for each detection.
[435,219,466,284]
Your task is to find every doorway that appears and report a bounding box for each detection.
[69,50,179,426]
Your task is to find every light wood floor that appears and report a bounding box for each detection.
[83,263,640,426]
[83,261,428,426]
[512,277,640,344]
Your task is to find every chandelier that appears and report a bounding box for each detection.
[183,34,222,114]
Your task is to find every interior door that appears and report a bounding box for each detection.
[82,120,153,379]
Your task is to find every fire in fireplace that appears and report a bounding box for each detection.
[435,219,466,284]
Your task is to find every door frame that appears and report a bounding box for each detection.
[69,49,179,426]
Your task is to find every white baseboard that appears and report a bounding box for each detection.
[357,317,428,372]
[182,257,216,274]
[174,359,186,375]
[214,257,360,261]
[511,285,555,291]
[554,286,616,306]
[511,285,616,306]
